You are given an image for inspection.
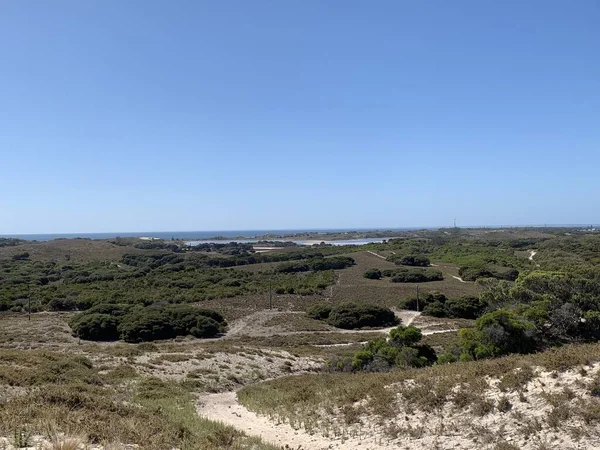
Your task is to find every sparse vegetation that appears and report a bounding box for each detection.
[3,228,600,449]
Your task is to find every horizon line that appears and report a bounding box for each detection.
[1,223,599,238]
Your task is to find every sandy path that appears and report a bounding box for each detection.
[452,275,466,283]
[529,250,538,261]
[197,392,385,449]
[197,309,457,448]
[366,250,387,259]
[197,362,600,450]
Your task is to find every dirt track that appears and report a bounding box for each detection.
[197,391,395,450]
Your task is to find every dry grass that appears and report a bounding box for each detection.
[238,342,600,448]
[0,313,76,349]
[0,348,279,450]
[198,250,482,322]
[261,313,332,332]
[330,251,481,307]
[0,239,157,263]
[0,312,297,449]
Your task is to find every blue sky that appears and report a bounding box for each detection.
[1,1,598,234]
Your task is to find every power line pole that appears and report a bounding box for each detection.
[269,278,273,310]
[416,285,420,312]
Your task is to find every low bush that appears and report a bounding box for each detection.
[459,265,519,282]
[401,293,487,319]
[70,314,120,341]
[69,304,226,342]
[364,268,382,279]
[389,268,443,283]
[307,304,333,320]
[276,262,310,273]
[445,296,487,319]
[276,256,354,273]
[310,256,355,271]
[400,292,447,311]
[458,309,537,359]
[119,308,221,343]
[422,301,447,317]
[395,255,431,267]
[326,303,398,329]
[47,298,78,311]
[350,325,436,371]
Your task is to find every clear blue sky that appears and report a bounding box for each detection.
[1,1,599,234]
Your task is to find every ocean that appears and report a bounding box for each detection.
[1,228,422,242]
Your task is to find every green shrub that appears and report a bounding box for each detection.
[69,304,225,342]
[276,262,309,273]
[310,256,354,271]
[422,301,447,317]
[389,268,443,283]
[326,303,398,329]
[84,303,132,316]
[459,309,537,359]
[351,350,374,370]
[395,255,430,267]
[389,325,422,346]
[445,296,487,319]
[364,268,382,279]
[459,265,519,282]
[47,298,78,311]
[417,294,487,319]
[118,305,222,343]
[307,304,332,320]
[350,325,436,371]
[70,314,120,341]
[276,256,354,273]
[400,292,447,311]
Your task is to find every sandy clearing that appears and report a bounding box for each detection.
[218,309,422,340]
[529,250,538,261]
[197,363,600,450]
[196,391,395,450]
[312,328,457,347]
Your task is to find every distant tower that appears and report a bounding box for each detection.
[454,218,457,228]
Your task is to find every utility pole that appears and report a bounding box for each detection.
[269,278,273,310]
[28,296,31,321]
[416,285,420,312]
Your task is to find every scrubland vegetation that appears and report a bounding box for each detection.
[2,227,600,448]
[307,303,398,329]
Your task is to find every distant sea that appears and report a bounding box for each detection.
[3,225,596,242]
[0,228,423,242]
